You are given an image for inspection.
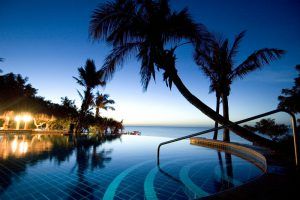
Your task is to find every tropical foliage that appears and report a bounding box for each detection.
[89,0,278,146]
[244,118,289,142]
[278,64,300,114]
[94,92,115,117]
[73,59,106,133]
[74,59,106,115]
[194,31,285,141]
[0,69,122,136]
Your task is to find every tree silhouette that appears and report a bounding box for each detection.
[0,58,3,73]
[278,64,300,114]
[194,31,285,141]
[89,0,276,146]
[94,92,115,117]
[73,59,106,133]
[244,118,288,141]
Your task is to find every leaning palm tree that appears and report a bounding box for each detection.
[94,92,115,117]
[73,59,106,133]
[194,31,285,142]
[89,0,274,146]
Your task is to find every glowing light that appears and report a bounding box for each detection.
[14,115,21,122]
[22,115,32,122]
[11,138,18,153]
[19,141,28,153]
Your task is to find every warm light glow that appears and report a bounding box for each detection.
[19,141,28,153]
[22,115,32,122]
[11,138,18,153]
[14,115,21,122]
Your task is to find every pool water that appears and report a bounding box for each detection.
[0,134,263,200]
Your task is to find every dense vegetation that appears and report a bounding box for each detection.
[0,63,122,135]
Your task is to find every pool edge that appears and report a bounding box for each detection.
[190,137,268,173]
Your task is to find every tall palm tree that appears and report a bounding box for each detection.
[194,31,285,142]
[94,92,115,117]
[73,59,106,133]
[89,0,274,146]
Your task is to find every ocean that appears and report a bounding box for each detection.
[124,126,252,144]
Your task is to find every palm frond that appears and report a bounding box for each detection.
[89,0,140,45]
[231,48,285,80]
[138,44,156,91]
[165,7,208,46]
[77,90,83,100]
[228,31,246,59]
[105,99,115,105]
[102,42,140,81]
[105,106,115,111]
[194,48,213,69]
[73,76,84,86]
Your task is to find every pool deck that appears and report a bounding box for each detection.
[203,170,299,200]
[191,137,299,200]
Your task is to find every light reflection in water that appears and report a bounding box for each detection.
[11,137,18,153]
[18,141,28,154]
[0,134,263,200]
[0,134,53,158]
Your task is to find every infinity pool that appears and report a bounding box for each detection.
[0,134,263,199]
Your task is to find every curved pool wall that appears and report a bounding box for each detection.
[190,137,267,172]
[0,134,264,199]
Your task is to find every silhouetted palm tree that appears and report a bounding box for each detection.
[74,59,106,133]
[199,64,223,140]
[0,58,3,73]
[194,31,285,141]
[278,64,300,113]
[89,0,275,145]
[94,92,115,117]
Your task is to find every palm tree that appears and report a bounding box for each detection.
[0,58,3,73]
[89,0,275,146]
[194,31,285,142]
[94,92,115,117]
[73,59,106,133]
[278,64,300,114]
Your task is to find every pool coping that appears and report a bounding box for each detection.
[190,137,272,199]
[190,137,268,173]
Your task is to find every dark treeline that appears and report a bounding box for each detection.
[0,62,122,135]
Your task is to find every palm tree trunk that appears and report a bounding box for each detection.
[213,95,220,140]
[95,107,99,118]
[225,152,234,188]
[170,71,274,147]
[76,87,92,135]
[222,94,230,142]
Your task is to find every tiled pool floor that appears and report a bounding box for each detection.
[0,134,263,199]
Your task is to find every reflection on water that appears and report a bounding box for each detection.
[0,134,262,200]
[0,135,53,158]
[0,133,120,198]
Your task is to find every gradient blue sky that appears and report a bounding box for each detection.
[0,0,299,126]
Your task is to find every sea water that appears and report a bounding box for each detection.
[124,126,252,144]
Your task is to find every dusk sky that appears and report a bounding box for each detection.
[1,0,299,126]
